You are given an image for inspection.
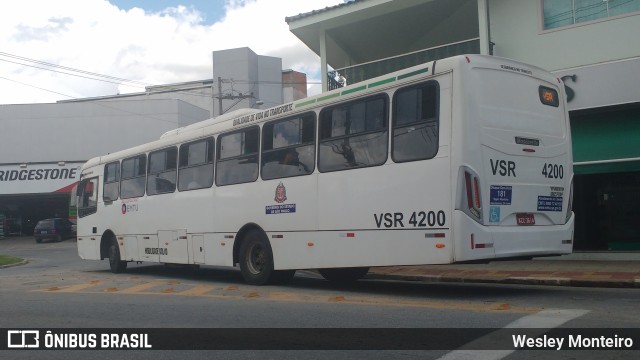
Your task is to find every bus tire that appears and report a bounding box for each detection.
[318,267,369,283]
[239,229,276,285]
[108,237,127,274]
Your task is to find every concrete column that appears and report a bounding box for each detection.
[477,0,491,55]
[320,30,328,93]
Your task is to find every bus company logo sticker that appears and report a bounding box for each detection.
[274,182,287,203]
[266,182,296,215]
[121,199,139,215]
[489,206,501,223]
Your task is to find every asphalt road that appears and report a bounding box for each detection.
[0,236,639,359]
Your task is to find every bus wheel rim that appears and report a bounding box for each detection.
[247,243,265,275]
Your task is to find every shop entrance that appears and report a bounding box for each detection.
[0,194,70,236]
[573,171,640,251]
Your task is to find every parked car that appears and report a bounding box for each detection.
[33,218,74,243]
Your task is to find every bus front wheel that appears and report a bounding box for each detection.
[239,229,295,285]
[239,229,275,285]
[108,237,127,274]
[318,267,369,283]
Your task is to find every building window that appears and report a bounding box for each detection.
[103,161,120,202]
[178,138,214,191]
[120,155,146,199]
[318,96,388,172]
[543,0,640,30]
[147,147,177,196]
[261,113,316,180]
[392,81,439,163]
[216,126,260,186]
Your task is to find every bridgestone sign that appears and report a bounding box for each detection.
[0,162,83,195]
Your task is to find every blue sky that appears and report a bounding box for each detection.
[108,0,227,24]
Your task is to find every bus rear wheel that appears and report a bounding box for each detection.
[108,237,127,274]
[318,267,369,283]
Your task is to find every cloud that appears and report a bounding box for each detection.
[0,0,342,104]
[14,17,74,42]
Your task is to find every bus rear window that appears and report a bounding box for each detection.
[473,70,565,137]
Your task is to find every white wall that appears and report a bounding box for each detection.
[212,47,283,115]
[489,0,640,71]
[0,99,209,164]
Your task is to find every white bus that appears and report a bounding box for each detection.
[76,55,574,285]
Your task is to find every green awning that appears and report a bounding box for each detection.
[571,107,640,175]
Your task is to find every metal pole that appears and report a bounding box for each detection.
[218,76,223,116]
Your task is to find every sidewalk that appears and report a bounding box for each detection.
[367,256,640,288]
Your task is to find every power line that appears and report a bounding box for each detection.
[1,50,322,108]
[0,75,189,126]
[1,50,322,88]
[0,75,75,100]
[0,51,151,88]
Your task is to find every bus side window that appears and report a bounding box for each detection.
[78,177,99,217]
[216,126,259,186]
[103,161,120,202]
[178,138,214,191]
[147,147,177,196]
[392,81,439,163]
[261,113,316,180]
[318,95,388,172]
[121,155,147,199]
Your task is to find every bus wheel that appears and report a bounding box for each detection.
[108,237,128,274]
[318,267,369,283]
[239,229,276,285]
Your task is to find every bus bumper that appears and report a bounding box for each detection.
[453,210,574,262]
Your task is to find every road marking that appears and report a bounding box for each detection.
[437,308,590,360]
[55,280,101,293]
[33,280,542,313]
[118,281,167,294]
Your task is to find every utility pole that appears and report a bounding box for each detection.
[214,77,256,116]
[217,77,223,116]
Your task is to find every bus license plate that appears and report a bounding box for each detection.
[516,213,535,226]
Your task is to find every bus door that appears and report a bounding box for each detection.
[76,177,101,260]
[158,229,189,264]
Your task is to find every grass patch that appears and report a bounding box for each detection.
[0,255,24,267]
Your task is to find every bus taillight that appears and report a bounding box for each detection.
[473,176,481,209]
[465,172,474,209]
[464,170,483,223]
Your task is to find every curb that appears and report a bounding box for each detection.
[365,273,640,289]
[0,259,29,269]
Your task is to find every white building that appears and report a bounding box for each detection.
[0,99,209,236]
